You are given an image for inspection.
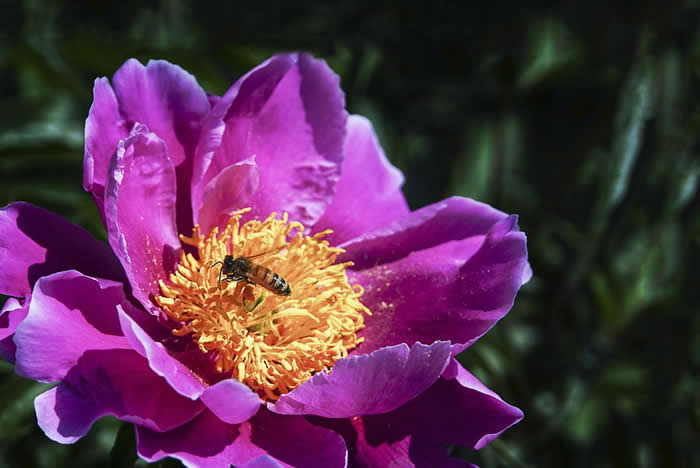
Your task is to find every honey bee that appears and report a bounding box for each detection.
[211,247,291,296]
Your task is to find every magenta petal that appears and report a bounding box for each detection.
[326,359,521,466]
[347,200,528,354]
[35,386,94,444]
[118,306,262,422]
[0,202,124,297]
[270,341,451,418]
[199,379,261,424]
[194,53,347,228]
[83,77,130,219]
[14,271,130,382]
[137,408,347,468]
[111,59,209,168]
[441,359,524,449]
[339,196,509,269]
[13,271,203,443]
[313,115,409,245]
[117,306,206,398]
[195,156,260,235]
[34,348,203,444]
[367,359,523,450]
[111,59,210,233]
[240,455,285,468]
[318,417,474,468]
[104,125,181,313]
[0,297,28,363]
[192,55,293,214]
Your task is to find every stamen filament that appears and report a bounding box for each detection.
[155,209,370,400]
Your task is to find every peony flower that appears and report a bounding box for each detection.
[0,53,530,467]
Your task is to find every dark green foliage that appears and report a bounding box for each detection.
[1,1,698,466]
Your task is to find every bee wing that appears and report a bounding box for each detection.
[246,244,286,260]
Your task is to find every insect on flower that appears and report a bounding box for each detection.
[211,246,292,296]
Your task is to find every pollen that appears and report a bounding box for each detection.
[155,208,371,401]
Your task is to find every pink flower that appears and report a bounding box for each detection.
[0,54,530,467]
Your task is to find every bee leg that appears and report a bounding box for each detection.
[242,284,256,303]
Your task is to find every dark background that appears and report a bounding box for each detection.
[1,1,699,467]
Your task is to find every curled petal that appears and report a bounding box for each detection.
[240,455,286,468]
[340,196,510,268]
[83,77,130,220]
[118,307,262,423]
[0,297,29,363]
[199,379,261,424]
[346,199,529,354]
[193,53,346,228]
[270,341,451,418]
[195,156,260,235]
[319,359,521,466]
[85,60,209,231]
[104,125,181,313]
[111,59,210,233]
[0,202,124,298]
[313,114,409,245]
[12,271,203,443]
[34,349,203,444]
[14,271,131,382]
[136,408,347,468]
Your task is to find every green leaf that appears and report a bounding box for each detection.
[109,422,137,468]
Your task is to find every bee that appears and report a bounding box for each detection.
[211,247,291,296]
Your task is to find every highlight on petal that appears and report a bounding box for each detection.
[192,53,347,228]
[270,341,451,418]
[318,359,521,467]
[312,114,409,245]
[344,198,529,354]
[240,455,286,468]
[0,202,124,298]
[0,297,28,363]
[137,408,347,468]
[83,77,130,219]
[195,155,260,235]
[339,196,508,269]
[14,271,131,382]
[104,124,181,313]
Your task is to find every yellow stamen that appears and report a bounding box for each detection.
[155,208,371,401]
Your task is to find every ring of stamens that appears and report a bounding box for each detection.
[155,208,370,401]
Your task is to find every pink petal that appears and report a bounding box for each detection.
[136,408,347,468]
[193,53,346,229]
[83,78,130,221]
[0,202,124,298]
[0,297,29,363]
[34,348,203,444]
[312,114,409,245]
[321,359,521,466]
[13,271,202,443]
[344,198,529,354]
[118,307,262,424]
[104,124,181,313]
[14,271,131,382]
[270,341,451,418]
[111,59,210,233]
[195,155,260,235]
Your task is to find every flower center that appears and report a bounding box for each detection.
[155,208,370,401]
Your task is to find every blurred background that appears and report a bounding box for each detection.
[1,1,699,467]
